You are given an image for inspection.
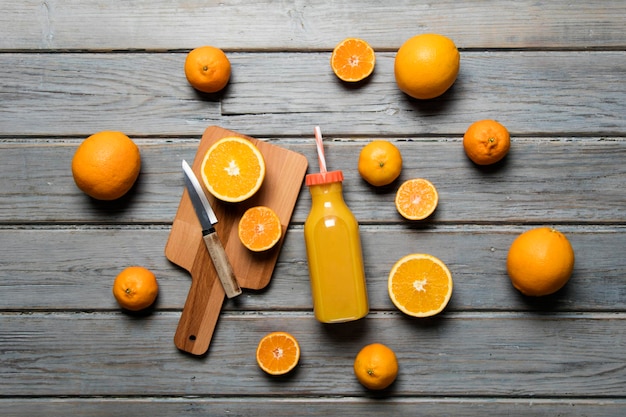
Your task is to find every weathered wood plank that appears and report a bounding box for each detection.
[1,52,624,136]
[1,139,624,224]
[1,1,624,50]
[1,312,624,397]
[2,398,626,417]
[221,52,626,137]
[1,227,624,312]
[0,0,623,413]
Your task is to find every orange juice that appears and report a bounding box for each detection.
[304,170,369,323]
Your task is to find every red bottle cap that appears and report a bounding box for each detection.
[305,170,344,186]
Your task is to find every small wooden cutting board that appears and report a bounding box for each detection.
[165,126,308,355]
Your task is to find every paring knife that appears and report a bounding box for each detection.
[182,159,242,298]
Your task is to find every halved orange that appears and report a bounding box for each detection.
[395,178,439,220]
[330,38,376,82]
[256,331,301,376]
[238,206,282,252]
[388,253,453,317]
[200,137,266,202]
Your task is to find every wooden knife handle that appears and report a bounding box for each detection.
[202,232,242,298]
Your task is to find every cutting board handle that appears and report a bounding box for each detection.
[171,219,225,355]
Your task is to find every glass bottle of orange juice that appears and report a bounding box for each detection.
[304,127,369,323]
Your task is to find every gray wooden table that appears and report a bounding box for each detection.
[1,1,625,415]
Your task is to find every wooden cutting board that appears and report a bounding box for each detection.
[165,126,308,355]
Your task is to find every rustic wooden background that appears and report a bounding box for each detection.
[1,1,625,415]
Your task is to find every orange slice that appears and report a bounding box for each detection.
[256,331,301,376]
[395,178,439,220]
[200,136,266,202]
[330,38,376,82]
[388,253,453,317]
[238,206,282,252]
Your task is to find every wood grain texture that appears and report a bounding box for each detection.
[201,231,241,298]
[1,227,624,312]
[1,0,624,50]
[0,312,624,397]
[0,140,623,224]
[2,398,626,417]
[1,1,625,415]
[0,52,624,136]
[173,235,227,355]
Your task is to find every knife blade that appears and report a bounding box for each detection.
[182,159,242,298]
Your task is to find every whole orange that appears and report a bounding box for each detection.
[71,131,141,200]
[507,227,575,296]
[353,343,398,390]
[184,46,231,93]
[112,266,159,311]
[394,33,460,100]
[463,119,511,165]
[358,140,403,186]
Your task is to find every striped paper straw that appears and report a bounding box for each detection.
[314,126,327,173]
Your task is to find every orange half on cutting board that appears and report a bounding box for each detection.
[200,136,266,202]
[238,206,282,252]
